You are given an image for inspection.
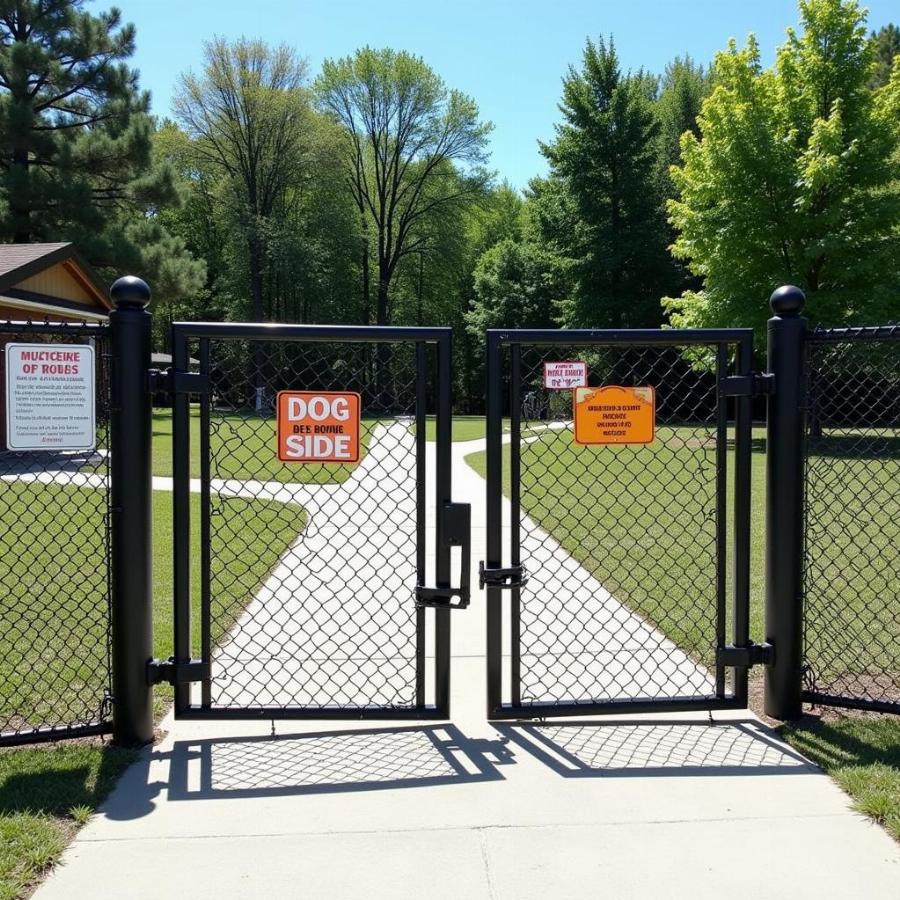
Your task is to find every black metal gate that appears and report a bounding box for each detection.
[164,323,468,720]
[484,328,764,719]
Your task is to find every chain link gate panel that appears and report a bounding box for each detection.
[165,323,467,720]
[803,325,900,714]
[1,320,113,745]
[484,328,760,719]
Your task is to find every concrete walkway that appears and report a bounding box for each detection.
[34,429,900,899]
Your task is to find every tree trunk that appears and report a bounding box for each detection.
[11,147,30,243]
[360,223,371,325]
[249,234,265,411]
[375,265,391,409]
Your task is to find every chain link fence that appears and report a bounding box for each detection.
[0,320,112,745]
[498,338,747,711]
[187,336,430,713]
[803,326,900,713]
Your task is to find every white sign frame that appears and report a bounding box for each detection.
[5,342,96,451]
[543,361,587,390]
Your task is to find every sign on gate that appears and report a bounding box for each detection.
[277,391,361,462]
[573,385,655,445]
[544,361,587,389]
[4,342,96,451]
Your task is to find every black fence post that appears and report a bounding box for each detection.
[764,284,807,721]
[109,276,154,745]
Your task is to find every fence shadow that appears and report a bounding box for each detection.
[493,718,816,778]
[156,724,513,802]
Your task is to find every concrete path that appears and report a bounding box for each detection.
[33,427,900,899]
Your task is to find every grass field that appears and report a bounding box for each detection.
[415,415,510,442]
[465,423,899,837]
[150,407,378,483]
[0,480,303,897]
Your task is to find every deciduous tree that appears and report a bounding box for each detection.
[667,0,900,344]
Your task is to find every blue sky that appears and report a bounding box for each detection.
[128,0,897,190]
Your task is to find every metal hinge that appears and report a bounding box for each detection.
[147,657,205,685]
[716,642,775,668]
[479,562,528,590]
[146,368,209,395]
[720,373,775,397]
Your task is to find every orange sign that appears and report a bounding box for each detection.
[276,391,361,463]
[573,386,655,445]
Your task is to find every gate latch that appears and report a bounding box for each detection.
[716,642,774,668]
[479,562,528,591]
[147,657,205,686]
[415,502,471,610]
[720,373,775,397]
[146,368,209,395]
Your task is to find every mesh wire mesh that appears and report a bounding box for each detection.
[512,343,731,707]
[803,327,900,710]
[199,338,424,711]
[0,321,112,742]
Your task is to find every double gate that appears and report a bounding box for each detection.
[160,322,765,722]
[3,282,898,745]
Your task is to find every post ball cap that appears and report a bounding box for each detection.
[110,276,151,309]
[770,285,805,316]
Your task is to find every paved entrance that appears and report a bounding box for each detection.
[34,427,900,899]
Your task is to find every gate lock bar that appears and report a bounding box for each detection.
[479,562,528,591]
[720,373,775,397]
[416,502,471,610]
[716,642,774,668]
[146,368,209,395]
[147,657,205,686]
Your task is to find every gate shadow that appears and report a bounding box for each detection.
[493,719,816,778]
[160,724,512,801]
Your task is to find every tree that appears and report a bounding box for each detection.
[667,0,900,345]
[869,23,900,88]
[539,38,677,328]
[655,56,709,184]
[174,38,310,325]
[316,47,492,326]
[467,238,570,334]
[0,0,202,294]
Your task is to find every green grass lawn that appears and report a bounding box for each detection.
[465,424,899,838]
[151,407,379,484]
[782,715,900,840]
[0,481,302,897]
[0,742,137,900]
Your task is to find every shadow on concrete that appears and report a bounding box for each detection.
[102,724,513,818]
[493,718,816,777]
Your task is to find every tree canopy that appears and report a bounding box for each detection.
[667,0,900,344]
[0,0,203,298]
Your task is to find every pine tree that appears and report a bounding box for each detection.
[0,1,202,296]
[539,38,676,328]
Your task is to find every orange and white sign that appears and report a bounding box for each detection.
[276,391,360,463]
[544,361,587,390]
[573,385,655,445]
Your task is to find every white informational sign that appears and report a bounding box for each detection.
[543,361,587,390]
[5,343,96,451]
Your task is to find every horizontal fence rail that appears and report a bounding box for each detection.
[0,319,113,745]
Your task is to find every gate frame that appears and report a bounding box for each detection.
[165,321,459,721]
[484,326,760,720]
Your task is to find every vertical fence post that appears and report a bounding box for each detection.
[109,276,154,745]
[764,284,807,721]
